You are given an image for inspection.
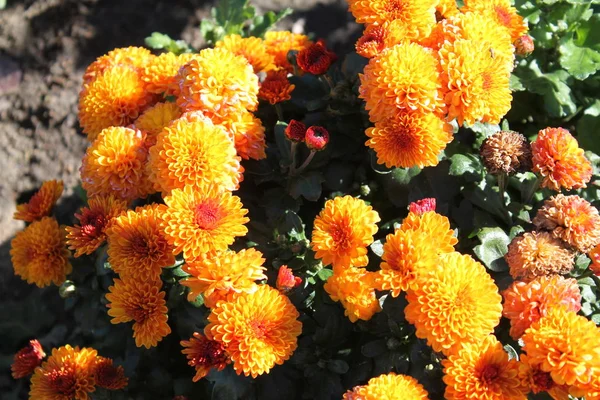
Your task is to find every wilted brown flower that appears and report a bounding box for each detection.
[480,130,532,174]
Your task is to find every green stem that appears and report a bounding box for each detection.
[275,103,284,121]
[497,172,508,205]
[523,175,541,205]
[289,142,298,175]
[293,150,316,176]
[319,74,335,91]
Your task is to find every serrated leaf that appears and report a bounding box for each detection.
[317,268,333,281]
[289,171,323,201]
[248,8,292,37]
[577,100,600,154]
[362,339,387,358]
[449,153,483,179]
[188,294,205,308]
[473,227,510,271]
[559,39,600,80]
[144,32,192,54]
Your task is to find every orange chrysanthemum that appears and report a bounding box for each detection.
[436,0,459,18]
[106,204,175,281]
[176,48,258,118]
[502,275,582,340]
[400,210,458,253]
[533,194,600,253]
[134,102,182,147]
[518,354,571,400]
[80,126,153,201]
[359,42,445,123]
[440,38,512,126]
[462,0,528,41]
[140,52,199,96]
[343,373,430,400]
[147,117,241,194]
[65,195,128,257]
[443,335,528,399]
[205,284,302,378]
[505,231,574,281]
[532,127,593,192]
[29,345,98,400]
[12,339,45,379]
[106,278,171,348]
[213,110,267,160]
[258,69,295,105]
[348,0,437,40]
[324,267,381,322]
[10,217,71,288]
[366,110,453,168]
[355,21,409,59]
[92,357,128,390]
[311,195,380,270]
[181,248,267,308]
[160,184,249,260]
[83,46,153,84]
[13,180,64,222]
[590,243,600,276]
[78,65,154,141]
[521,307,600,388]
[296,39,337,75]
[181,332,230,382]
[215,34,275,73]
[405,252,502,356]
[276,265,302,293]
[264,31,313,71]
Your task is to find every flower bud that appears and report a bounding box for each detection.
[296,39,338,75]
[285,119,306,142]
[514,35,534,57]
[409,198,436,215]
[11,340,45,379]
[276,265,302,293]
[480,130,532,175]
[305,126,329,151]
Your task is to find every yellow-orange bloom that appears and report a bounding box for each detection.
[106,204,175,281]
[181,332,230,382]
[359,42,445,123]
[140,52,199,96]
[505,231,574,281]
[134,102,182,147]
[147,117,241,194]
[181,248,267,308]
[10,217,71,288]
[533,194,600,253]
[80,126,153,201]
[264,31,312,71]
[205,284,302,378]
[532,127,593,192]
[65,195,128,257]
[436,0,459,18]
[443,335,528,399]
[258,69,295,105]
[160,184,249,260]
[106,278,171,348]
[405,252,502,356]
[216,34,275,73]
[400,210,458,253]
[92,357,128,390]
[78,65,154,141]
[366,110,453,168]
[521,307,600,388]
[176,48,258,118]
[12,339,45,379]
[462,0,528,41]
[440,38,512,126]
[324,267,381,322]
[13,180,63,222]
[343,373,430,399]
[502,275,582,340]
[348,0,437,40]
[355,22,408,59]
[311,195,380,270]
[29,345,97,400]
[83,46,153,84]
[518,354,571,400]
[213,110,267,161]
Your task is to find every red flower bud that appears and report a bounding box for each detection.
[276,265,302,293]
[285,120,307,142]
[296,40,338,75]
[514,35,534,57]
[305,126,329,151]
[11,339,45,379]
[409,198,436,215]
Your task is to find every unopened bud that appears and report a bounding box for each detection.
[285,119,307,142]
[514,35,534,57]
[409,198,436,215]
[305,126,329,151]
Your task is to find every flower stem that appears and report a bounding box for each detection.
[497,172,508,204]
[292,150,316,176]
[275,103,284,121]
[289,142,298,174]
[319,74,335,91]
[523,175,541,205]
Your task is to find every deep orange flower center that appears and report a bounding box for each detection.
[26,192,44,213]
[189,339,227,368]
[48,368,77,396]
[385,0,406,14]
[494,6,512,27]
[249,319,271,339]
[80,211,107,238]
[130,303,155,323]
[532,370,554,393]
[482,72,493,91]
[391,126,418,151]
[96,363,120,386]
[330,223,352,250]
[480,364,500,384]
[194,202,221,230]
[130,234,149,255]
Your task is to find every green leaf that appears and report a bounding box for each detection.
[213,0,255,36]
[248,8,292,37]
[473,227,510,272]
[144,32,192,54]
[504,344,519,361]
[559,38,600,80]
[0,0,6,10]
[370,240,384,257]
[577,100,600,154]
[188,294,205,308]
[362,339,387,358]
[289,171,324,201]
[317,268,333,281]
[274,121,292,166]
[449,153,483,179]
[342,52,369,79]
[519,65,577,118]
[326,359,349,374]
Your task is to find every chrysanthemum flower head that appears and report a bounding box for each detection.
[181,248,267,308]
[213,109,267,160]
[65,195,128,257]
[305,126,329,151]
[480,130,532,174]
[12,339,45,379]
[521,307,600,388]
[343,373,430,400]
[134,102,182,147]
[181,332,230,382]
[400,210,458,253]
[355,23,408,59]
[276,265,302,293]
[533,194,600,253]
[147,117,242,194]
[215,34,275,73]
[140,52,199,96]
[359,42,445,123]
[13,180,63,222]
[11,217,71,288]
[106,204,175,282]
[176,48,258,118]
[366,110,453,168]
[296,39,337,75]
[83,46,153,84]
[79,65,155,141]
[106,278,171,348]
[506,231,574,281]
[258,69,295,105]
[439,38,512,126]
[405,252,502,356]
[92,357,128,390]
[264,31,313,71]
[205,284,302,378]
[436,0,459,19]
[502,275,582,340]
[532,127,593,192]
[311,195,380,270]
[160,184,249,260]
[514,34,534,57]
[324,267,381,322]
[285,119,307,142]
[443,335,528,399]
[29,344,98,400]
[80,126,154,201]
[462,0,528,41]
[518,354,571,400]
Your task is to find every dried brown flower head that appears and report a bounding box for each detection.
[480,130,532,174]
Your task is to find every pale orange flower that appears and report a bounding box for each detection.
[324,267,381,322]
[13,180,63,222]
